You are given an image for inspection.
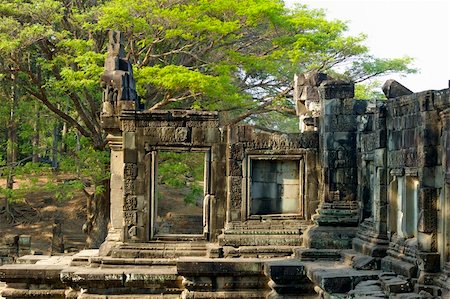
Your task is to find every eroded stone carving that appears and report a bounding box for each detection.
[100,31,138,116]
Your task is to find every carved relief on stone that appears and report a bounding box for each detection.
[174,127,189,142]
[128,225,138,237]
[230,144,244,160]
[124,163,138,179]
[229,177,242,210]
[100,31,138,117]
[124,178,135,196]
[123,195,137,211]
[124,211,137,225]
[121,120,136,132]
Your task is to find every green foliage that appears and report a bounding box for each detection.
[0,0,416,138]
[43,179,85,201]
[158,151,204,187]
[158,151,205,205]
[354,81,385,100]
[346,56,417,83]
[184,184,203,205]
[0,163,83,203]
[0,0,417,210]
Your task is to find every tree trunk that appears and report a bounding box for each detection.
[4,166,15,222]
[7,72,18,164]
[32,103,40,163]
[85,179,110,248]
[76,130,81,178]
[51,122,60,169]
[61,122,67,153]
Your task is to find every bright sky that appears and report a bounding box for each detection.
[285,0,450,92]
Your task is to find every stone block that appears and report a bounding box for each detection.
[418,252,440,273]
[123,195,137,211]
[389,130,403,150]
[421,125,440,146]
[177,258,264,276]
[238,126,254,142]
[403,148,418,167]
[381,276,412,294]
[352,256,378,270]
[382,79,413,99]
[421,146,439,167]
[402,128,416,148]
[353,100,368,115]
[324,115,357,132]
[319,81,354,100]
[295,249,341,261]
[381,255,417,278]
[124,211,137,226]
[417,188,437,234]
[303,226,357,249]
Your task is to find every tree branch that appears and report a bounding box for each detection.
[225,85,293,126]
[147,92,202,111]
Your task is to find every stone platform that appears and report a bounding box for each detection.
[2,245,447,298]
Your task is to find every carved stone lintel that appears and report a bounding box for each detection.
[405,167,419,177]
[390,168,404,177]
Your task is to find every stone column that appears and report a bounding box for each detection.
[303,80,360,249]
[440,108,450,273]
[352,104,390,258]
[414,103,443,283]
[99,133,124,255]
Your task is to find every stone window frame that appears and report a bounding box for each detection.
[245,154,306,220]
[148,146,212,240]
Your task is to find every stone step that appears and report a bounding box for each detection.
[379,273,412,294]
[305,261,381,294]
[265,260,316,296]
[342,250,379,270]
[414,284,443,297]
[61,266,181,291]
[223,246,298,258]
[119,241,208,250]
[294,248,342,261]
[69,249,99,266]
[111,248,207,259]
[219,234,303,247]
[347,279,387,298]
[15,255,51,264]
[90,257,177,267]
[79,295,181,299]
[381,255,417,278]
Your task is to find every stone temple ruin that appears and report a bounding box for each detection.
[0,31,449,298]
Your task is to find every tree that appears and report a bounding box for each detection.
[0,0,416,246]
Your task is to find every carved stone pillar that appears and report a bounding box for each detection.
[99,133,124,255]
[440,108,450,271]
[303,80,360,249]
[352,104,390,259]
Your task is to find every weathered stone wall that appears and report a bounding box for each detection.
[348,88,450,283]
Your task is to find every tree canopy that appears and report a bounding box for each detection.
[0,0,416,140]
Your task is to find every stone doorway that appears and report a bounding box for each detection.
[150,149,210,239]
